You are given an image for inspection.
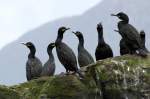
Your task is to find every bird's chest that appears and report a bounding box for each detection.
[27,59,37,68]
[56,45,64,56]
[56,43,70,54]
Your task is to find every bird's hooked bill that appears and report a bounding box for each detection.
[97,22,102,26]
[111,14,117,16]
[21,43,26,45]
[72,31,80,36]
[72,31,76,34]
[114,30,119,32]
[51,43,56,47]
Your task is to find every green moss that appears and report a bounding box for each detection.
[0,85,20,99]
[11,77,52,99]
[41,75,87,98]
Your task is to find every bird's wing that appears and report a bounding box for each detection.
[42,60,55,76]
[26,61,32,81]
[120,24,141,47]
[34,57,42,75]
[26,57,42,80]
[78,48,94,67]
[106,45,114,56]
[57,43,78,70]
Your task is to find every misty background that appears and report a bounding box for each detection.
[0,0,149,85]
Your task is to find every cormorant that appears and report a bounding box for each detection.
[41,43,56,76]
[22,42,42,81]
[72,31,94,67]
[140,30,149,53]
[95,23,113,60]
[119,30,149,55]
[111,12,147,57]
[55,27,83,77]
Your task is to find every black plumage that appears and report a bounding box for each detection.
[41,43,56,76]
[119,38,130,55]
[118,30,149,55]
[22,42,42,81]
[55,27,82,76]
[95,23,113,60]
[140,30,149,53]
[72,31,94,67]
[111,12,147,57]
[114,30,130,55]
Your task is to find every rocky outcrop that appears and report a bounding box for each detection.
[0,55,150,99]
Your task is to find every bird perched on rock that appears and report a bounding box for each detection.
[140,30,149,53]
[119,30,149,55]
[72,31,94,67]
[41,43,56,76]
[55,27,83,77]
[95,23,113,60]
[22,42,42,81]
[111,12,147,57]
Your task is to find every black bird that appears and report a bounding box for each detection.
[111,12,147,57]
[140,30,149,53]
[41,43,56,76]
[72,31,94,67]
[22,42,42,81]
[55,27,82,76]
[95,23,113,60]
[119,30,149,55]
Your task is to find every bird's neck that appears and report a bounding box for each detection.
[98,29,105,45]
[56,33,63,44]
[48,50,54,61]
[118,21,128,29]
[121,20,129,24]
[141,37,146,47]
[28,47,36,58]
[78,36,84,49]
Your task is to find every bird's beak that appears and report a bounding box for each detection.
[66,28,70,30]
[111,14,117,16]
[114,30,119,32]
[52,43,56,47]
[72,31,76,34]
[72,31,78,36]
[21,43,26,46]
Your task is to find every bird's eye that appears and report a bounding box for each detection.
[76,32,81,35]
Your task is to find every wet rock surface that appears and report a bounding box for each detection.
[0,55,149,99]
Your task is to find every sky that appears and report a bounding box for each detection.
[0,0,102,49]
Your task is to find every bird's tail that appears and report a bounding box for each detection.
[138,48,148,57]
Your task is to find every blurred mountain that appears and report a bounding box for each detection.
[0,0,149,85]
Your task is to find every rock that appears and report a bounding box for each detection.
[92,54,150,99]
[0,55,149,99]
